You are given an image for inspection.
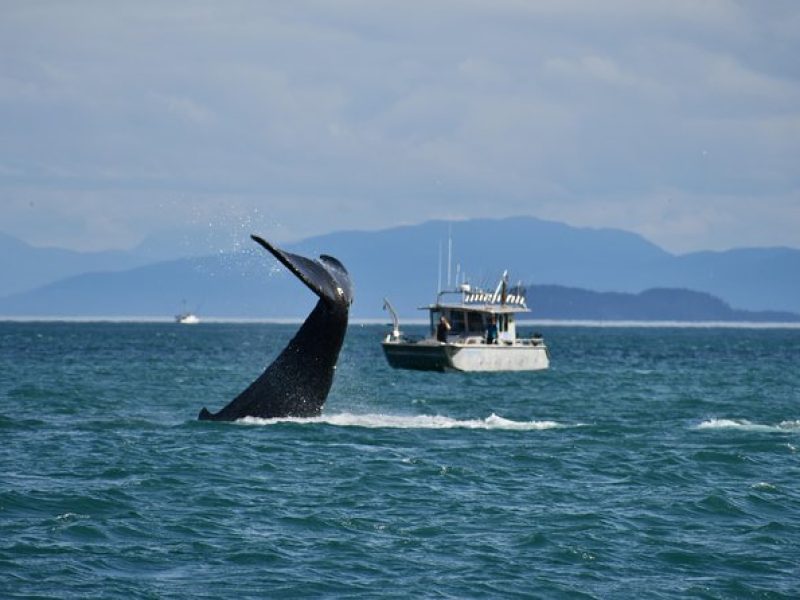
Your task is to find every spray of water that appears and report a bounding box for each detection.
[236,412,567,430]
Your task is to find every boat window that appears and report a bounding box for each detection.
[466,312,484,334]
[449,311,465,334]
[430,310,441,336]
[499,314,508,332]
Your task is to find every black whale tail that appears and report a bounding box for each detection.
[250,235,353,307]
[196,235,353,422]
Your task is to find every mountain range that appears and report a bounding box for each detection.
[1,217,798,321]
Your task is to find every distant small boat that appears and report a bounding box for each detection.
[175,312,200,325]
[175,300,200,324]
[382,272,549,372]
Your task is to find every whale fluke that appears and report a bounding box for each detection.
[198,235,353,421]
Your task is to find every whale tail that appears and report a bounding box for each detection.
[196,236,352,422]
[250,235,353,307]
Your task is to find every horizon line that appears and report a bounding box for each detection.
[1,316,799,329]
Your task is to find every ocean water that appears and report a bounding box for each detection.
[1,322,799,599]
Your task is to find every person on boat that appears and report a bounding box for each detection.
[486,315,498,345]
[436,316,451,343]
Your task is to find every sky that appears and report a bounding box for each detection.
[1,1,798,255]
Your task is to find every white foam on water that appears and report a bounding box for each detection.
[237,412,566,431]
[751,482,778,491]
[695,418,800,433]
[55,512,88,522]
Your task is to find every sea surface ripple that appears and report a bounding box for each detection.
[1,323,799,598]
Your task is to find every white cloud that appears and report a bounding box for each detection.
[0,1,798,253]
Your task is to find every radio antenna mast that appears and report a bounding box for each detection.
[447,223,452,288]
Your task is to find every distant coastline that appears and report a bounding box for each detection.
[2,217,798,321]
[2,316,800,329]
[525,285,800,324]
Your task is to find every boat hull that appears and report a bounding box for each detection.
[382,341,453,371]
[382,340,549,372]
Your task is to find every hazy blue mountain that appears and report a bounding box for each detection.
[0,231,153,297]
[0,252,315,318]
[646,247,800,314]
[288,216,671,294]
[131,226,251,260]
[529,286,798,322]
[285,217,799,315]
[0,259,794,322]
[0,226,234,297]
[1,216,798,319]
[284,217,674,319]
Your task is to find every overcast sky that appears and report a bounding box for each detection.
[1,1,798,254]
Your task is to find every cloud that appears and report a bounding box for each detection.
[0,1,798,253]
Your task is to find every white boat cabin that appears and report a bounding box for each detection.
[428,285,527,345]
[382,276,549,372]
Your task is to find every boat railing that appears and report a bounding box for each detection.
[384,333,424,344]
[517,336,545,347]
[436,284,528,309]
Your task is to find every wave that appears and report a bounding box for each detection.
[237,412,567,431]
[696,419,800,433]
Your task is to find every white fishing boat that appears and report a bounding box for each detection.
[175,300,200,324]
[382,272,549,372]
[175,312,200,324]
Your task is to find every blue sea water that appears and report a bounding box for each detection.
[1,322,799,599]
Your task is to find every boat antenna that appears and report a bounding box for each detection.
[493,270,508,303]
[447,223,452,289]
[437,241,442,294]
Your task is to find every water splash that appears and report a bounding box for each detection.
[696,419,800,433]
[237,412,567,430]
[751,482,778,491]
